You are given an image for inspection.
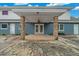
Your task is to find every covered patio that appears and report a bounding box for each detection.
[11,7,71,40]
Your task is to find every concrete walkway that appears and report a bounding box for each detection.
[0,36,20,52]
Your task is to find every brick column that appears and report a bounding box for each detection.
[20,16,25,40]
[53,16,58,40]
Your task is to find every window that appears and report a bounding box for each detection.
[59,24,64,31]
[2,11,8,15]
[36,25,39,32]
[40,25,43,32]
[1,24,8,29]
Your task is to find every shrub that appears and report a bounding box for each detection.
[49,33,53,35]
[16,33,20,35]
[2,34,6,36]
[58,32,65,35]
[26,33,28,35]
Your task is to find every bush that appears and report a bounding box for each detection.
[2,34,6,36]
[49,33,53,35]
[48,32,65,35]
[15,33,28,35]
[15,33,20,35]
[26,33,28,35]
[58,32,65,35]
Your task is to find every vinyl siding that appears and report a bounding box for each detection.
[0,23,10,35]
[25,23,34,34]
[58,12,70,20]
[15,23,20,35]
[13,23,34,35]
[0,11,20,19]
[0,22,75,35]
[44,23,53,35]
[64,23,74,35]
[44,23,74,35]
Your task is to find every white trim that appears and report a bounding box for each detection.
[40,24,44,34]
[35,24,39,34]
[10,23,15,34]
[1,23,8,30]
[35,24,44,34]
[74,24,78,35]
[58,24,64,32]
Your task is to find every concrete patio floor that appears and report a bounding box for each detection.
[25,35,54,41]
[0,35,79,56]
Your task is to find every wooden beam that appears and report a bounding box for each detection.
[53,16,58,40]
[20,16,25,40]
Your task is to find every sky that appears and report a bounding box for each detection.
[0,3,79,18]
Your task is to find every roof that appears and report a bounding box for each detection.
[0,16,79,23]
[0,6,73,10]
[0,6,73,18]
[57,17,79,23]
[71,16,79,20]
[0,6,77,23]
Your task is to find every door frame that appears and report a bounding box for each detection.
[74,24,78,35]
[10,23,15,34]
[35,24,44,34]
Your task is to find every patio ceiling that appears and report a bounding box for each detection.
[12,9,68,16]
[12,12,65,16]
[10,6,72,16]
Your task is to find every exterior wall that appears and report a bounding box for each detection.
[15,23,20,35]
[0,22,10,35]
[59,23,74,35]
[58,12,70,20]
[0,22,76,35]
[0,22,34,35]
[44,23,53,35]
[25,23,34,34]
[0,10,20,19]
[10,22,34,35]
[0,22,20,35]
[44,23,74,35]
